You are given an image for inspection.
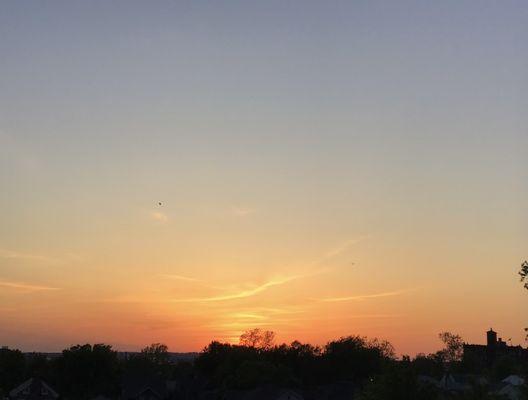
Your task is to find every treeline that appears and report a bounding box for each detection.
[0,335,405,398]
[0,330,526,400]
[196,334,395,389]
[0,343,191,399]
[196,330,526,398]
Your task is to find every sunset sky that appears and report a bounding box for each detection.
[1,1,527,356]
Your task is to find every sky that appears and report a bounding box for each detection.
[0,0,527,356]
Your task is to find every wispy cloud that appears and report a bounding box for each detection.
[323,238,363,259]
[160,274,200,282]
[159,273,225,291]
[209,321,279,329]
[98,295,157,304]
[103,277,302,304]
[229,313,268,320]
[309,235,370,267]
[171,276,298,302]
[0,248,58,264]
[319,289,414,302]
[171,270,326,303]
[0,280,60,292]
[309,235,369,268]
[151,211,168,223]
[220,307,307,324]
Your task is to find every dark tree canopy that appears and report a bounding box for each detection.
[520,260,528,290]
[437,332,464,364]
[1,325,526,400]
[0,347,25,393]
[521,260,528,340]
[194,332,397,390]
[239,328,275,349]
[58,343,120,399]
[141,343,170,366]
[324,335,395,382]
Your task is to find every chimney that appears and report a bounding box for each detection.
[487,328,497,347]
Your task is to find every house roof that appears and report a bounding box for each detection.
[502,375,525,386]
[439,374,470,391]
[122,373,167,399]
[498,384,523,400]
[9,378,59,399]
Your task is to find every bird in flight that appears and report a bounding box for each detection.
[158,202,162,206]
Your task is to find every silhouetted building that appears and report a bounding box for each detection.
[122,373,169,400]
[463,328,528,367]
[8,378,59,400]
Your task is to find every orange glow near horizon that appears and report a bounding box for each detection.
[1,227,525,355]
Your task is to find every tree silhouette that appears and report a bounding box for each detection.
[0,347,25,393]
[58,344,120,399]
[141,343,170,366]
[520,261,528,340]
[519,261,528,289]
[437,332,464,365]
[359,360,438,400]
[239,328,275,349]
[324,335,394,382]
[123,343,172,379]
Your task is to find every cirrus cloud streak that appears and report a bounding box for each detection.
[319,288,416,302]
[0,279,60,292]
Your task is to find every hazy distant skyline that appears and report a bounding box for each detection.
[1,0,527,355]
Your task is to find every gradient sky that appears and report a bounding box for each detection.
[1,0,527,356]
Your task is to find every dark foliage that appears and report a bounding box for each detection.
[0,347,25,393]
[359,360,439,400]
[57,344,120,399]
[1,332,526,399]
[193,335,396,390]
